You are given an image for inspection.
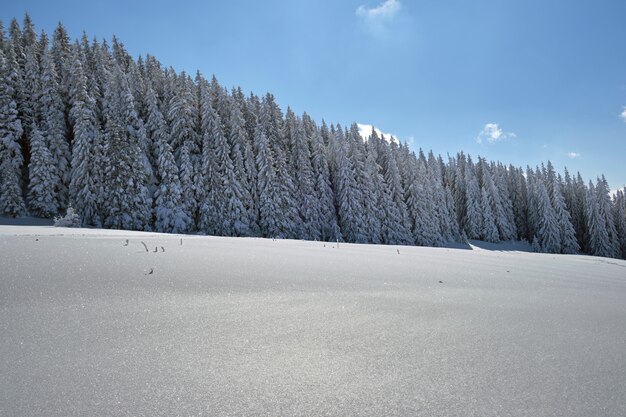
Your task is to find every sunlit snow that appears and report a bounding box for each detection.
[1,225,625,416]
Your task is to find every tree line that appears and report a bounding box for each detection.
[1,15,625,259]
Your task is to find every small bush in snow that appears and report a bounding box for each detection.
[53,206,82,228]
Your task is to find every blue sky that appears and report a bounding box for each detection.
[3,0,626,189]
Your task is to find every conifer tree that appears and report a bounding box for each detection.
[329,125,364,243]
[362,139,385,244]
[585,181,613,258]
[51,22,72,129]
[146,82,191,233]
[68,53,101,226]
[292,115,321,240]
[0,49,26,216]
[198,81,249,237]
[27,123,57,217]
[595,176,620,257]
[307,115,339,241]
[406,153,440,246]
[39,43,70,208]
[228,93,258,234]
[534,178,561,253]
[613,189,626,259]
[101,65,152,230]
[259,94,299,238]
[551,177,579,254]
[380,136,413,244]
[21,41,39,133]
[254,123,282,238]
[480,187,499,243]
[167,73,200,222]
[464,162,482,240]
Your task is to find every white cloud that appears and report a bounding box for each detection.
[357,123,397,143]
[567,152,581,159]
[356,0,401,35]
[476,123,516,145]
[620,107,626,122]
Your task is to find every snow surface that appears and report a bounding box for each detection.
[1,225,625,417]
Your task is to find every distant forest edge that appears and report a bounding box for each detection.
[1,15,625,259]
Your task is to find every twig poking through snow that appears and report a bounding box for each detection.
[161,246,165,252]
[141,241,148,252]
[153,246,158,253]
[124,239,129,246]
[397,249,400,255]
[180,238,183,246]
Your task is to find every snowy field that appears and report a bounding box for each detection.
[1,225,625,417]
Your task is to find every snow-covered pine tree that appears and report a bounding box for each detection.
[168,72,200,223]
[445,186,461,241]
[464,159,482,240]
[406,152,440,246]
[68,50,100,225]
[525,167,539,240]
[362,137,385,244]
[291,115,321,240]
[508,165,528,240]
[0,49,26,216]
[572,172,589,250]
[145,81,191,233]
[345,125,372,244]
[534,177,561,253]
[379,136,413,244]
[21,38,40,134]
[39,42,70,209]
[101,119,149,231]
[7,21,27,138]
[178,142,197,229]
[306,114,339,241]
[21,14,39,60]
[260,94,299,238]
[51,22,73,135]
[613,189,626,259]
[551,176,579,254]
[227,92,257,232]
[428,151,454,243]
[198,80,249,237]
[494,162,516,238]
[27,123,57,217]
[595,176,620,258]
[585,181,613,258]
[480,159,515,241]
[480,186,499,243]
[101,65,151,230]
[329,125,364,243]
[254,123,282,238]
[197,79,221,235]
[452,153,468,233]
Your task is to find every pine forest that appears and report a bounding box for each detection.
[1,15,625,260]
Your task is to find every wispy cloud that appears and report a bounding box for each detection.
[356,0,401,36]
[620,107,626,122]
[476,123,516,145]
[357,123,397,142]
[567,152,581,159]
